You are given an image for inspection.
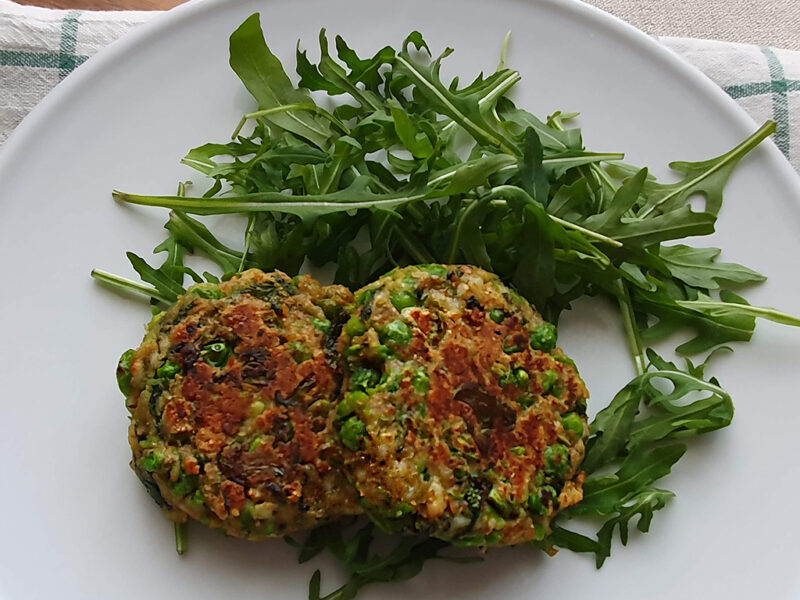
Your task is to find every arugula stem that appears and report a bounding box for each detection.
[232,103,349,139]
[497,31,512,70]
[91,269,171,304]
[174,521,188,556]
[393,226,436,263]
[402,203,427,226]
[488,194,622,248]
[239,214,256,272]
[615,279,647,376]
[440,70,522,135]
[676,299,800,327]
[550,215,622,247]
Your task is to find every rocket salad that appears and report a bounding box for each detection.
[93,13,800,600]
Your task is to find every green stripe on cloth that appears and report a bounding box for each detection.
[0,11,88,76]
[0,49,62,68]
[725,80,800,98]
[762,47,791,158]
[59,10,85,79]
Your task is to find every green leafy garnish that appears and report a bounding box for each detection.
[91,12,800,594]
[288,521,478,600]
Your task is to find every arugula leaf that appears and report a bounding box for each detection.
[580,378,644,474]
[389,99,434,158]
[628,351,734,449]
[570,443,686,517]
[636,286,758,355]
[583,348,734,472]
[519,127,549,204]
[394,49,520,155]
[636,121,777,218]
[112,177,433,221]
[230,14,332,147]
[126,251,185,303]
[315,30,384,111]
[164,211,246,274]
[512,204,557,314]
[294,521,462,600]
[152,234,186,286]
[593,488,674,567]
[676,290,800,327]
[658,244,766,290]
[581,168,647,233]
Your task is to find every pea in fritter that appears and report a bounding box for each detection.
[121,270,361,539]
[336,265,589,546]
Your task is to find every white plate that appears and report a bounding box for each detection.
[2,0,800,598]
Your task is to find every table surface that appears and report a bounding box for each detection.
[11,0,800,50]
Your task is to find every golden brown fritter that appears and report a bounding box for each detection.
[335,265,589,546]
[123,269,361,539]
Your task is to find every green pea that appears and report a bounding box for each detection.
[340,416,367,450]
[288,341,311,363]
[345,316,366,337]
[346,344,364,357]
[249,436,265,452]
[544,444,570,478]
[562,413,584,439]
[531,323,558,352]
[364,345,393,362]
[513,368,530,388]
[540,369,560,395]
[171,473,199,498]
[249,401,266,418]
[351,367,380,391]
[527,486,557,516]
[412,368,430,394]
[116,349,136,396]
[510,446,527,456]
[156,361,181,380]
[193,284,225,300]
[422,264,448,278]
[487,487,515,518]
[189,489,205,506]
[356,288,375,306]
[202,342,231,368]
[503,336,521,354]
[489,309,506,324]
[139,451,164,472]
[501,368,529,388]
[516,395,535,409]
[379,370,403,392]
[337,391,368,418]
[381,320,413,345]
[377,345,394,359]
[312,317,331,334]
[391,290,417,311]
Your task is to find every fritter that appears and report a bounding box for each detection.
[120,269,361,539]
[336,265,589,546]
